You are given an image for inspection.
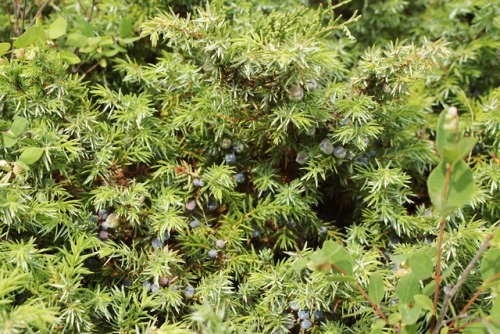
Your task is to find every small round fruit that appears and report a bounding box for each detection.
[319,138,334,155]
[215,239,226,249]
[251,228,260,238]
[296,151,309,165]
[189,219,201,228]
[208,249,218,258]
[123,278,133,287]
[234,172,245,183]
[333,146,346,159]
[186,198,197,211]
[98,230,109,240]
[184,286,195,298]
[233,143,244,153]
[159,276,169,287]
[314,310,324,320]
[193,178,205,187]
[298,310,310,320]
[151,237,163,249]
[150,283,160,293]
[221,138,232,149]
[225,152,236,165]
[288,85,304,101]
[104,212,119,229]
[207,198,217,211]
[290,301,300,311]
[305,80,318,90]
[301,319,312,329]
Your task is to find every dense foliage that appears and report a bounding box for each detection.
[0,0,498,333]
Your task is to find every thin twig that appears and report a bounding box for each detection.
[30,0,51,26]
[432,232,494,334]
[331,263,390,325]
[431,215,447,331]
[3,0,14,37]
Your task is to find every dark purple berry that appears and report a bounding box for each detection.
[225,152,236,165]
[234,172,245,183]
[207,198,217,211]
[151,237,163,249]
[186,198,197,211]
[333,146,346,159]
[98,230,109,240]
[319,138,334,154]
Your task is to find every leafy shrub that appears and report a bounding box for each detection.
[0,0,498,333]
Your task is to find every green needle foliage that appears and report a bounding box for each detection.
[0,0,499,333]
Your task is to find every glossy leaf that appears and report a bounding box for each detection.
[399,304,421,325]
[414,294,433,311]
[0,42,10,56]
[10,116,28,136]
[322,240,353,276]
[407,248,436,280]
[59,50,81,64]
[427,160,474,216]
[442,136,477,165]
[2,133,17,148]
[19,147,44,165]
[368,273,385,305]
[395,273,420,304]
[13,25,45,48]
[480,248,500,283]
[48,18,67,39]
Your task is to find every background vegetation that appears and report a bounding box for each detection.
[0,0,498,333]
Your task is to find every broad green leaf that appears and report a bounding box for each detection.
[119,17,134,37]
[372,318,386,330]
[441,136,476,166]
[462,322,488,334]
[10,116,28,136]
[489,296,500,325]
[440,327,449,334]
[401,324,418,334]
[422,280,435,297]
[491,228,500,248]
[76,18,93,36]
[0,42,10,56]
[59,50,81,64]
[324,275,355,282]
[368,273,385,304]
[87,36,101,46]
[427,160,474,216]
[408,248,435,280]
[414,294,433,311]
[322,240,353,276]
[66,33,88,47]
[395,273,420,304]
[19,147,44,165]
[48,18,67,39]
[388,312,401,325]
[371,330,383,334]
[436,109,457,159]
[480,248,500,283]
[2,133,17,148]
[13,25,45,48]
[399,304,421,325]
[292,257,309,273]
